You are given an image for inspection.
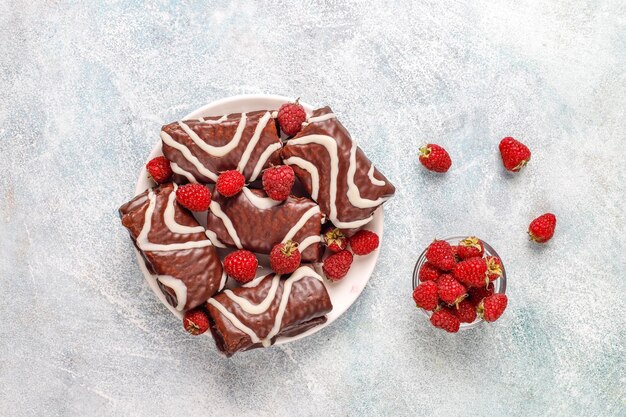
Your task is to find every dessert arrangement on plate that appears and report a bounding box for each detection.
[119,96,395,356]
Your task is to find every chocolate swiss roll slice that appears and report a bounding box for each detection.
[119,183,224,311]
[205,187,323,262]
[206,265,332,356]
[161,110,282,184]
[281,106,395,229]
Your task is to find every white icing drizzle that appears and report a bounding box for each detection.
[282,206,320,242]
[242,187,281,209]
[208,201,242,248]
[157,275,187,311]
[164,184,205,234]
[302,112,336,126]
[170,162,198,184]
[297,234,322,253]
[346,141,391,208]
[160,131,219,181]
[223,274,281,314]
[282,156,320,200]
[206,299,262,343]
[271,110,278,118]
[249,142,282,181]
[367,165,386,186]
[205,229,227,248]
[136,190,213,252]
[218,268,228,291]
[237,111,272,172]
[243,275,266,288]
[198,114,228,124]
[178,113,246,157]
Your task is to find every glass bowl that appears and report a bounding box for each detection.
[412,236,507,330]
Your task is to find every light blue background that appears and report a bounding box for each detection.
[1,1,625,416]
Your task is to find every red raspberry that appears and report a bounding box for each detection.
[430,308,460,333]
[467,283,494,307]
[183,307,209,335]
[349,230,380,255]
[418,262,440,282]
[425,240,456,271]
[216,170,245,197]
[457,236,484,259]
[478,294,508,322]
[412,281,439,311]
[223,250,258,283]
[323,227,347,253]
[419,144,452,173]
[262,165,295,201]
[175,184,211,211]
[450,245,461,262]
[453,257,488,288]
[499,137,531,172]
[528,213,556,243]
[146,156,173,184]
[485,256,503,282]
[322,250,353,281]
[436,274,467,306]
[277,101,307,136]
[454,300,477,323]
[269,241,301,274]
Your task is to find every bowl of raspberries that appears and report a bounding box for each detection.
[412,236,508,333]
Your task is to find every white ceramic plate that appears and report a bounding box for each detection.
[133,94,384,345]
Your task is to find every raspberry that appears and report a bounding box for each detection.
[262,165,295,201]
[425,240,456,271]
[216,170,245,197]
[349,230,379,255]
[418,262,440,282]
[430,308,460,333]
[183,307,209,335]
[418,144,451,173]
[478,294,508,322]
[467,283,494,307]
[499,137,531,172]
[453,257,488,288]
[269,241,301,274]
[323,227,347,253]
[454,300,477,323]
[485,256,503,282]
[436,274,467,306]
[223,250,258,283]
[457,236,484,259]
[412,281,439,311]
[322,250,353,281]
[277,101,307,136]
[146,156,173,184]
[528,213,556,243]
[450,245,461,262]
[175,184,211,211]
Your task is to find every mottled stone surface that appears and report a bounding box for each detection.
[1,1,624,416]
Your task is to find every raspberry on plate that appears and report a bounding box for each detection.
[223,250,258,283]
[175,183,211,212]
[436,274,467,306]
[418,262,441,282]
[146,156,173,184]
[269,241,301,274]
[478,294,508,322]
[430,308,460,333]
[457,236,484,259]
[412,281,439,311]
[349,230,379,255]
[216,170,245,197]
[323,227,347,253]
[499,137,531,172]
[277,101,307,136]
[322,250,353,281]
[262,165,295,201]
[454,299,477,323]
[418,144,452,173]
[453,257,488,288]
[425,240,456,271]
[528,213,557,243]
[183,307,210,335]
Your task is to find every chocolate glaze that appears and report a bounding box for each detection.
[161,110,282,183]
[207,268,332,357]
[281,107,395,229]
[206,187,323,262]
[119,183,223,310]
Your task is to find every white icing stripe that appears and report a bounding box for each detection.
[207,298,262,344]
[205,229,227,248]
[237,111,272,172]
[170,162,198,183]
[198,114,228,124]
[249,142,282,181]
[160,131,219,181]
[209,201,242,248]
[242,187,281,209]
[302,113,336,126]
[367,165,386,186]
[178,113,246,157]
[282,157,320,200]
[271,110,278,118]
[218,269,227,291]
[346,141,391,208]
[164,184,205,234]
[136,190,213,251]
[243,275,266,288]
[157,275,188,311]
[282,206,320,243]
[298,235,322,253]
[223,274,281,314]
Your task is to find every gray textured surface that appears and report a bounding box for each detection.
[2,1,625,416]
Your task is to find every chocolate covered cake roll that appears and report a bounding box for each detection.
[119,183,224,311]
[206,187,323,262]
[206,266,332,356]
[281,107,395,229]
[161,110,282,184]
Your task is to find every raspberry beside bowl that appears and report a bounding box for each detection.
[412,236,507,330]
